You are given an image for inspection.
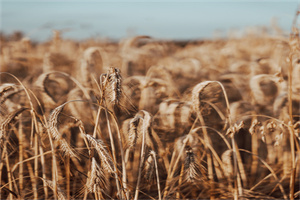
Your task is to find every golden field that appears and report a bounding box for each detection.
[0,21,300,199]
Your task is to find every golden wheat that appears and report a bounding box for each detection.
[1,14,300,199]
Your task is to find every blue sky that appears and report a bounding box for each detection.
[1,0,299,41]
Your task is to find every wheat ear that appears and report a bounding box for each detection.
[86,157,108,199]
[100,67,122,106]
[0,108,28,147]
[134,110,152,200]
[40,178,67,200]
[191,81,217,199]
[48,102,78,159]
[85,134,114,173]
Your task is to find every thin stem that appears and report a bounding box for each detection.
[134,118,146,200]
[4,146,13,200]
[198,112,215,200]
[109,111,129,199]
[151,151,161,200]
[288,122,296,200]
[34,133,38,200]
[39,146,48,199]
[93,106,102,138]
[231,137,241,200]
[163,134,190,199]
[240,149,287,199]
[66,155,70,199]
[103,102,122,199]
[176,164,184,200]
[24,152,36,199]
[18,116,24,198]
[163,117,199,199]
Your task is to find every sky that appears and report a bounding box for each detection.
[1,0,299,41]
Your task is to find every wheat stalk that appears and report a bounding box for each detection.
[100,67,122,106]
[133,110,152,200]
[145,150,162,200]
[80,47,106,88]
[86,157,108,196]
[48,103,78,159]
[84,134,114,173]
[124,116,142,152]
[222,149,234,179]
[34,73,57,111]
[40,178,67,200]
[0,108,28,149]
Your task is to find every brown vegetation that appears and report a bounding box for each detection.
[0,13,300,199]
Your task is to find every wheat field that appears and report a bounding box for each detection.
[0,13,300,200]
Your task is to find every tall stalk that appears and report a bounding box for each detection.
[288,8,300,200]
[103,102,122,199]
[134,117,147,200]
[18,115,24,198]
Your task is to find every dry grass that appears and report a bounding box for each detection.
[0,12,300,199]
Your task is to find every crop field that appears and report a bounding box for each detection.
[1,15,300,200]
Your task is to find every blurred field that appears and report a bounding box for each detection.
[0,19,300,200]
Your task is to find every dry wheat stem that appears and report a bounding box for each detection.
[18,116,24,198]
[0,107,28,147]
[150,150,162,200]
[163,134,191,199]
[98,68,126,198]
[0,72,54,199]
[4,146,14,200]
[85,134,114,173]
[192,131,230,183]
[86,157,108,194]
[176,163,184,199]
[240,149,288,199]
[102,101,124,199]
[134,110,152,200]
[2,27,300,199]
[39,145,49,199]
[106,108,129,199]
[191,80,234,198]
[163,116,200,198]
[46,101,84,199]
[288,9,300,199]
[40,178,67,200]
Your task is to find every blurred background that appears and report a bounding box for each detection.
[1,0,299,42]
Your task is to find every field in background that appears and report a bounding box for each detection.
[0,18,300,199]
